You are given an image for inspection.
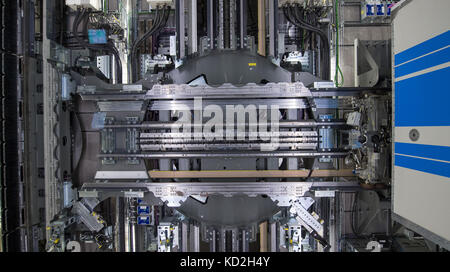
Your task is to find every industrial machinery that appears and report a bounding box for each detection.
[0,0,448,252]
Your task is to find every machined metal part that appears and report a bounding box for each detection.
[291,201,323,234]
[72,201,105,233]
[79,181,360,207]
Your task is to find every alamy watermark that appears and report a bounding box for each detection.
[171,97,281,151]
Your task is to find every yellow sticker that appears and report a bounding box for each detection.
[248,63,257,67]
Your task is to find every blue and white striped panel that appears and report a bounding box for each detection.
[394,30,450,178]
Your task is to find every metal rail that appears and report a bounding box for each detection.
[98,150,349,159]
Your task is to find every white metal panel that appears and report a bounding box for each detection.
[395,127,450,147]
[392,0,450,55]
[393,167,450,240]
[392,0,450,248]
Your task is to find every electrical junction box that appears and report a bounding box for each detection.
[66,0,101,10]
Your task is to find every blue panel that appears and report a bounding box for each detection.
[395,143,450,162]
[395,47,450,78]
[395,30,450,66]
[395,155,450,178]
[366,4,375,16]
[376,4,384,16]
[137,205,150,215]
[88,29,107,44]
[395,67,450,127]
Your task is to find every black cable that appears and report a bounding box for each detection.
[293,5,330,80]
[73,9,123,83]
[130,9,161,81]
[131,7,162,53]
[107,42,123,84]
[284,5,330,80]
[131,6,171,82]
[132,6,170,68]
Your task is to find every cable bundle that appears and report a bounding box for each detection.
[131,5,171,82]
[73,8,123,83]
[283,4,331,80]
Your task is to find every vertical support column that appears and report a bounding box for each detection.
[223,0,231,49]
[207,0,215,50]
[130,224,137,252]
[176,0,186,59]
[189,223,200,252]
[124,199,131,252]
[329,197,336,252]
[114,197,123,252]
[187,0,198,54]
[219,229,226,252]
[270,222,278,252]
[257,0,266,56]
[122,0,133,83]
[268,0,278,57]
[259,221,268,252]
[181,221,189,252]
[238,0,247,49]
[241,229,250,252]
[218,0,224,49]
[209,229,217,252]
[233,229,239,252]
[354,38,359,87]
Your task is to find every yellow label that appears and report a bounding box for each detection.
[248,63,257,67]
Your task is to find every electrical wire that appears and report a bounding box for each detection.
[283,5,331,80]
[73,9,123,83]
[292,5,330,80]
[130,7,162,81]
[130,5,171,82]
